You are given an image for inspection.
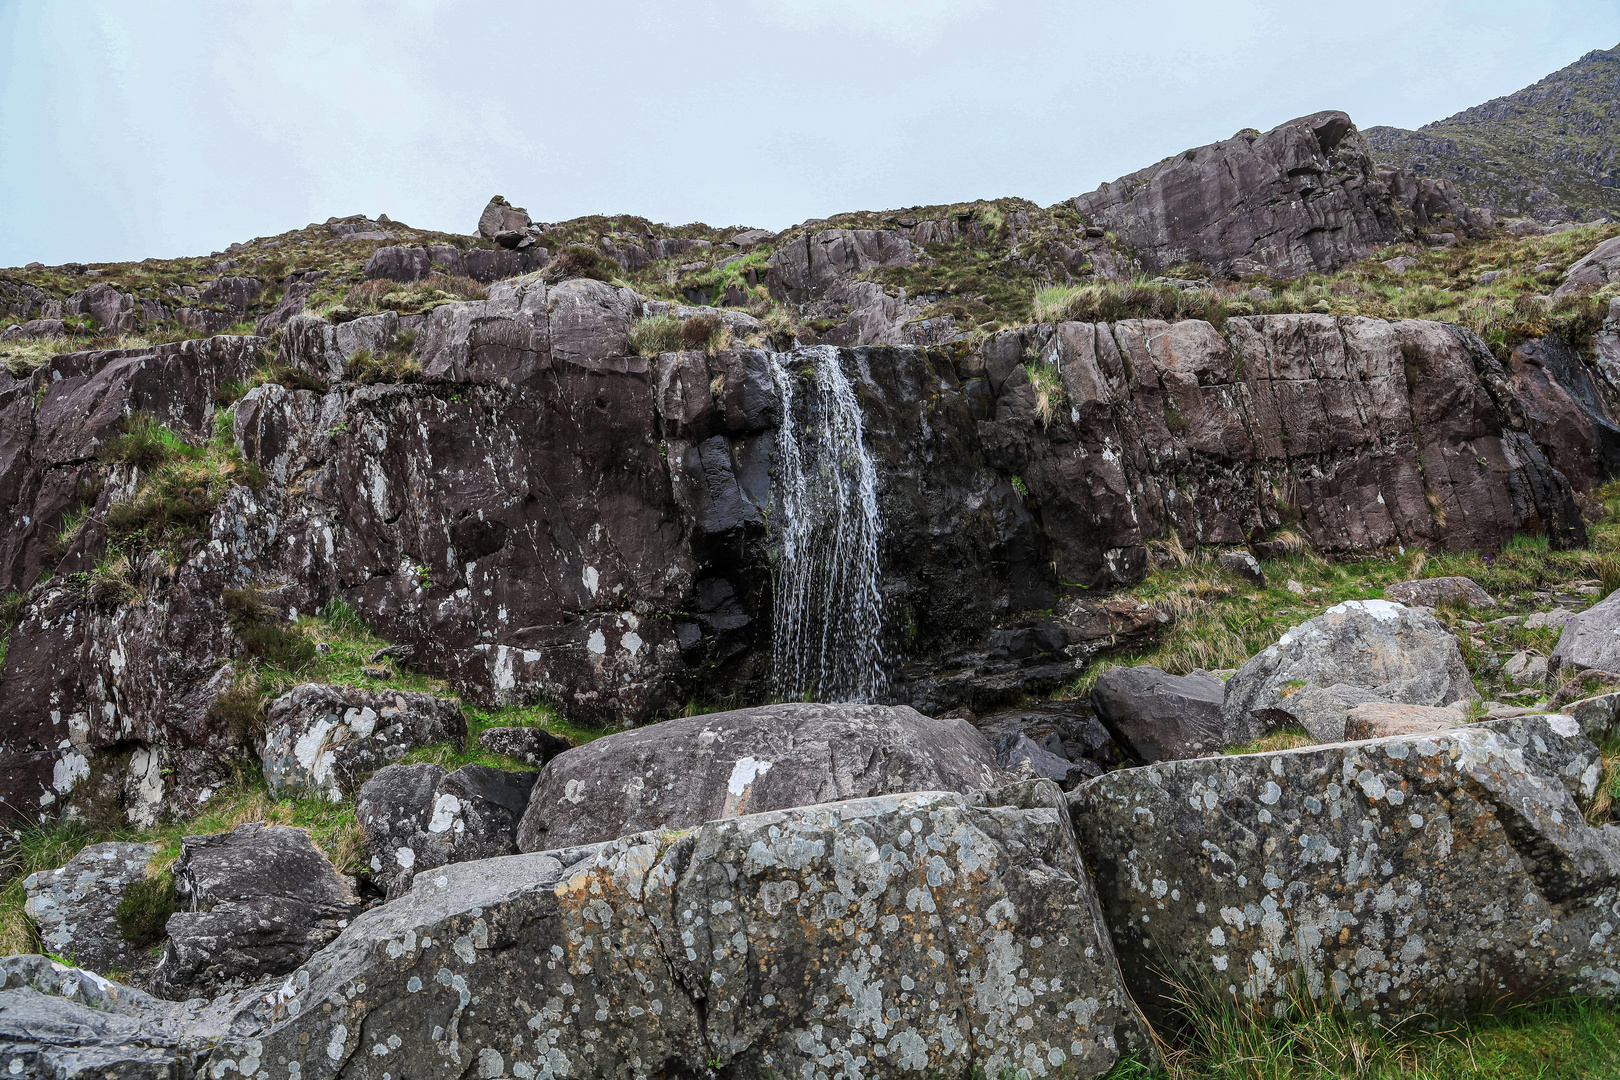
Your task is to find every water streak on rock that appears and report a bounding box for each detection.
[767,346,885,702]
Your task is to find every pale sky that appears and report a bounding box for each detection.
[3,0,1618,267]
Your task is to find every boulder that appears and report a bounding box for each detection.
[1217,550,1265,586]
[357,763,538,899]
[199,275,263,311]
[1554,235,1620,296]
[1383,576,1495,608]
[1071,713,1620,1024]
[1261,681,1383,742]
[1221,600,1476,744]
[1526,607,1575,630]
[514,702,1007,851]
[477,195,533,239]
[1551,590,1620,675]
[1090,666,1227,761]
[1342,701,1461,740]
[23,841,159,977]
[476,724,572,766]
[150,823,360,1000]
[994,732,1098,788]
[969,701,1125,772]
[261,683,467,800]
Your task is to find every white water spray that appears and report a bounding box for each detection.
[766,346,885,702]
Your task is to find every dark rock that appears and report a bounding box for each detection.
[23,842,159,978]
[477,724,571,766]
[970,700,1124,771]
[150,822,360,1000]
[994,732,1098,788]
[766,228,919,302]
[1091,665,1227,761]
[1383,576,1496,608]
[515,702,1006,851]
[1072,714,1619,1024]
[260,683,467,800]
[1506,333,1620,492]
[1217,550,1265,586]
[357,763,538,899]
[64,283,134,332]
[199,276,263,311]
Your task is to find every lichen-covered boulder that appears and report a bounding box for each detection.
[23,842,158,978]
[1221,600,1475,743]
[261,683,466,800]
[1071,714,1620,1024]
[515,702,1007,851]
[196,782,1151,1079]
[357,763,537,899]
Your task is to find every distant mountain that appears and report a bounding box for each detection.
[1365,44,1620,223]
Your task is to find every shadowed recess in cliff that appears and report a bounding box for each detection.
[767,346,886,702]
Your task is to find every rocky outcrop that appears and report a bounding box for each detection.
[23,842,158,978]
[1070,111,1476,279]
[1072,713,1620,1023]
[1090,666,1227,761]
[1220,600,1476,744]
[357,763,537,899]
[362,243,548,283]
[261,683,466,800]
[151,823,361,1000]
[514,702,1006,851]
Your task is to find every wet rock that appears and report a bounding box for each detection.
[261,683,466,800]
[1071,713,1620,1024]
[357,763,538,900]
[1342,701,1461,739]
[150,823,360,1000]
[476,724,572,766]
[514,702,1006,851]
[1553,235,1620,297]
[23,842,159,978]
[1091,666,1227,761]
[1551,590,1620,675]
[1221,600,1476,744]
[204,783,1153,1079]
[1217,550,1265,586]
[1383,576,1495,608]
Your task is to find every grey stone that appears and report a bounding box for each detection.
[1527,606,1576,630]
[1221,599,1476,744]
[1262,682,1383,742]
[1503,651,1549,685]
[1217,550,1265,586]
[476,724,572,766]
[514,702,1007,852]
[1091,665,1227,761]
[199,275,264,310]
[1552,592,1620,676]
[261,683,466,800]
[1383,576,1495,608]
[150,823,360,1000]
[357,763,538,899]
[1554,235,1620,297]
[1383,256,1419,273]
[994,732,1098,789]
[477,195,533,239]
[1342,701,1461,740]
[1071,713,1620,1024]
[23,842,158,977]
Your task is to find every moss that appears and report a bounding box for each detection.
[223,588,318,672]
[114,871,174,948]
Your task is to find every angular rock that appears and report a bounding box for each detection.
[477,195,533,239]
[150,823,360,1000]
[1342,701,1461,740]
[1263,682,1383,742]
[1221,600,1476,744]
[1503,651,1549,685]
[1383,576,1495,609]
[23,842,158,977]
[1554,235,1620,297]
[969,701,1124,772]
[994,732,1099,788]
[1527,606,1576,630]
[1091,665,1227,761]
[1551,590,1620,675]
[1217,550,1265,586]
[1072,713,1620,1024]
[476,724,572,766]
[261,683,466,800]
[357,763,537,899]
[515,702,1006,851]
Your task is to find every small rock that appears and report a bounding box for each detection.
[24,842,160,978]
[361,665,392,679]
[1524,608,1574,630]
[1477,270,1506,285]
[368,644,414,664]
[1343,702,1462,740]
[1217,550,1265,586]
[1090,666,1227,762]
[1490,615,1525,626]
[1382,256,1419,274]
[477,725,573,767]
[1384,576,1495,609]
[1285,579,1306,595]
[1503,651,1548,686]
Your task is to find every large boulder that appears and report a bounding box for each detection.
[1554,235,1620,297]
[515,702,1007,851]
[1550,589,1620,676]
[1071,713,1620,1024]
[150,823,361,1000]
[260,683,467,800]
[357,763,537,899]
[1091,666,1227,761]
[1383,576,1495,609]
[1220,600,1476,744]
[23,841,159,978]
[477,195,533,239]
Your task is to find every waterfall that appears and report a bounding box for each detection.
[766,346,886,703]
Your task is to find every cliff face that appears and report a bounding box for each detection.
[0,286,1610,826]
[1366,45,1620,223]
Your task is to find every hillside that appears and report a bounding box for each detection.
[1366,44,1620,223]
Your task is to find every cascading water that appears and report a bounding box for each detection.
[766,345,886,703]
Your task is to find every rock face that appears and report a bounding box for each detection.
[151,823,361,1000]
[1550,589,1620,676]
[23,842,158,977]
[1072,713,1620,1023]
[261,683,467,800]
[357,763,537,899]
[1221,600,1476,744]
[1071,111,1475,279]
[515,702,1006,852]
[186,783,1148,1080]
[1383,576,1495,608]
[1090,666,1227,761]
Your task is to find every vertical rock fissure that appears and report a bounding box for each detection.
[765,346,886,703]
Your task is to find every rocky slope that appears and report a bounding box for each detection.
[1367,44,1620,224]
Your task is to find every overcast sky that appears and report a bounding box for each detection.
[3,1,1618,267]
